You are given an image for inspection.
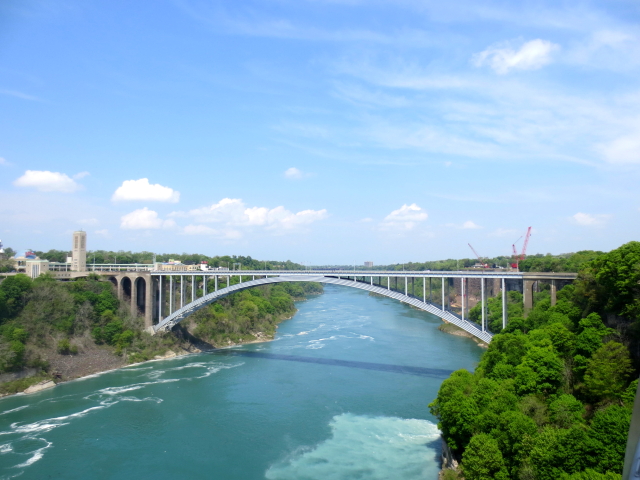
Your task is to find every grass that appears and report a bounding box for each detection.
[0,374,51,395]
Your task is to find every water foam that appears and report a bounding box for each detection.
[12,438,51,468]
[265,414,441,480]
[0,407,28,416]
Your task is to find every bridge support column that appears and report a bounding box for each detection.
[203,276,207,296]
[192,275,195,303]
[502,278,507,330]
[423,280,426,303]
[523,279,534,316]
[144,277,153,328]
[215,275,218,292]
[405,277,408,296]
[441,277,445,311]
[387,277,389,290]
[180,278,184,308]
[131,277,138,318]
[158,275,163,323]
[461,277,465,322]
[550,279,557,306]
[481,278,485,332]
[169,276,174,314]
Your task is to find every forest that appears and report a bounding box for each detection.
[0,271,321,394]
[430,241,640,480]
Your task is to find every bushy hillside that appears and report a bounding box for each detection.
[0,272,322,392]
[431,241,640,480]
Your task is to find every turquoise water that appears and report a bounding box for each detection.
[0,286,483,479]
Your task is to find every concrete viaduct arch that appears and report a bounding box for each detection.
[153,275,494,344]
[105,273,157,325]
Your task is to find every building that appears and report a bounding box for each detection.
[71,231,87,272]
[364,261,374,268]
[13,251,50,278]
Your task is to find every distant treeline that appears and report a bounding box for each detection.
[374,250,605,273]
[0,244,609,273]
[29,249,304,270]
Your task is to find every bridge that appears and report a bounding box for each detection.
[49,268,576,344]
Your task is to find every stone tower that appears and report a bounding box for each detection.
[72,231,87,272]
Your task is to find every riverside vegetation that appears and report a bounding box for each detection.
[0,270,322,394]
[430,241,640,480]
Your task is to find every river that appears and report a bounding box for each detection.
[0,285,483,479]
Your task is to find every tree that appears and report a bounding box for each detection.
[589,405,631,474]
[549,394,585,428]
[573,242,640,320]
[0,274,32,319]
[514,346,564,395]
[584,342,634,402]
[462,433,509,480]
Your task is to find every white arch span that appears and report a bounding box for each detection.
[153,275,493,343]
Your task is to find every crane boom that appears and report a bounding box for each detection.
[510,227,532,270]
[468,243,489,268]
[520,227,532,259]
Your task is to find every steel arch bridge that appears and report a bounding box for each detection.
[153,274,494,344]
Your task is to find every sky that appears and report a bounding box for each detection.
[0,0,639,265]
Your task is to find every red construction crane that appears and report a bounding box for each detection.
[468,243,489,268]
[511,227,532,270]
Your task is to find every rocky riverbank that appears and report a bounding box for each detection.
[438,322,488,348]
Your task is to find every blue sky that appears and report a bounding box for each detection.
[1,0,639,264]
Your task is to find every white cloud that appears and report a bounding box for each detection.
[284,167,304,179]
[598,132,640,164]
[283,167,314,180]
[13,170,81,193]
[472,39,559,74]
[0,157,10,166]
[446,220,482,229]
[462,221,482,229]
[112,178,180,203]
[120,208,177,230]
[95,229,110,237]
[73,171,90,179]
[173,198,328,232]
[571,212,611,227]
[381,204,428,230]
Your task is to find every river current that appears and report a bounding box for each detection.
[0,285,483,479]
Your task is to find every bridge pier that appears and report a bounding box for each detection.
[481,278,485,332]
[523,279,534,316]
[145,277,153,328]
[461,277,466,322]
[550,279,557,306]
[131,278,138,318]
[502,278,507,330]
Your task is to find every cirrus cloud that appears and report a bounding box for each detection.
[13,170,81,193]
[473,39,559,74]
[112,178,180,203]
